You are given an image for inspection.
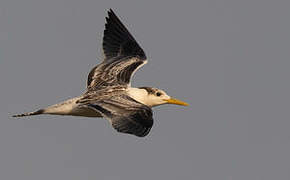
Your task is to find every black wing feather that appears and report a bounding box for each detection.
[87,10,147,89]
[103,9,146,60]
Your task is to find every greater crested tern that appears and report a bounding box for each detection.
[13,9,188,137]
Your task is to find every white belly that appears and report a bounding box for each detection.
[43,97,102,117]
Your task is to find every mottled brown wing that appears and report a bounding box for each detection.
[87,57,146,89]
[87,9,147,90]
[85,95,153,137]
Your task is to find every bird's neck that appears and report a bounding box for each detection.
[127,87,153,107]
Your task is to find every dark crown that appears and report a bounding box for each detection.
[138,87,157,95]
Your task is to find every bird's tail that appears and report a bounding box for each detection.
[12,109,44,117]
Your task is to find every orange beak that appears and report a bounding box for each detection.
[165,98,189,106]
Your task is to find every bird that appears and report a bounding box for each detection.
[13,9,188,137]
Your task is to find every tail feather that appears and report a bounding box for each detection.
[12,109,44,117]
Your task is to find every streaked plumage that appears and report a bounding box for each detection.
[13,9,188,137]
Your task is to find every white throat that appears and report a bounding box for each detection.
[127,87,156,107]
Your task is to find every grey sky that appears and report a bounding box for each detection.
[1,0,290,179]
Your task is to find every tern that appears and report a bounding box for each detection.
[13,9,188,137]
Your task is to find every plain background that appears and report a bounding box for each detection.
[1,0,290,179]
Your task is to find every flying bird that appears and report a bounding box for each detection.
[13,9,188,137]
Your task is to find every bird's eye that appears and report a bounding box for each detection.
[156,92,162,97]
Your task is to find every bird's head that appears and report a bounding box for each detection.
[127,87,189,107]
